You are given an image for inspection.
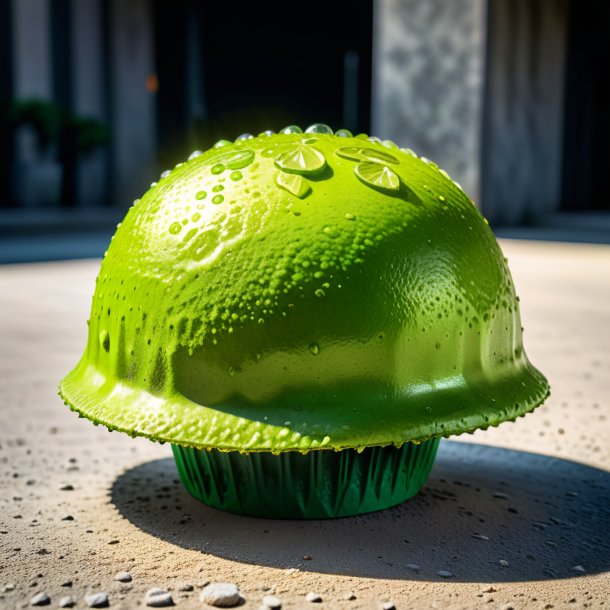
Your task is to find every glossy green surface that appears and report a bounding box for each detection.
[60,128,549,452]
[173,439,440,518]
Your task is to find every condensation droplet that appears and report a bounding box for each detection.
[211,163,225,175]
[354,162,400,192]
[160,169,171,179]
[169,222,182,234]
[212,184,224,192]
[99,329,110,352]
[275,171,311,199]
[275,144,326,176]
[305,123,333,134]
[259,130,275,137]
[188,150,203,160]
[334,146,399,165]
[219,149,255,170]
[281,125,303,134]
[335,128,353,138]
[230,170,243,181]
[195,190,207,200]
[214,139,232,148]
[309,343,320,355]
[400,147,417,157]
[212,195,224,204]
[235,133,253,142]
[191,212,201,222]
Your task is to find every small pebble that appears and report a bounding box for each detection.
[200,583,241,607]
[59,596,75,608]
[482,586,497,593]
[437,570,453,578]
[61,516,74,521]
[59,484,74,491]
[492,492,509,499]
[471,533,490,540]
[381,603,396,610]
[30,592,51,606]
[61,581,73,588]
[262,594,281,608]
[344,592,357,600]
[305,592,322,603]
[406,563,420,571]
[573,565,585,573]
[145,588,174,607]
[3,583,16,592]
[85,592,109,608]
[113,572,132,583]
[178,584,193,592]
[499,559,510,567]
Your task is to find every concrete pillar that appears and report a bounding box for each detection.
[71,0,107,207]
[480,0,568,225]
[108,0,157,208]
[372,0,485,202]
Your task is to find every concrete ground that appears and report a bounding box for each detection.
[0,239,609,609]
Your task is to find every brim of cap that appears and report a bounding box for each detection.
[59,355,549,452]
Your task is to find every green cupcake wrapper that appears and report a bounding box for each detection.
[172,438,440,519]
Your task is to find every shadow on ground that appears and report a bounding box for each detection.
[110,441,610,582]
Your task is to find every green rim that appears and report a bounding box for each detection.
[172,438,440,519]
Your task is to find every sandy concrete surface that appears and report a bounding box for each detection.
[1,238,609,609]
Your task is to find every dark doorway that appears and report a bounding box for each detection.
[153,0,373,166]
[561,0,610,212]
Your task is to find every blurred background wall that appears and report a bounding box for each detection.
[0,0,609,240]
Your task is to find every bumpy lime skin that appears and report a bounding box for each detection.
[59,131,549,452]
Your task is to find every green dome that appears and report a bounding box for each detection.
[59,126,549,452]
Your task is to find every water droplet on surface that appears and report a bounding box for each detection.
[334,146,399,165]
[315,288,326,298]
[211,163,225,175]
[214,149,255,170]
[438,195,446,202]
[99,330,110,352]
[212,195,224,204]
[275,171,311,199]
[309,343,320,355]
[305,123,333,134]
[259,130,275,136]
[169,222,182,234]
[335,128,353,138]
[344,213,356,220]
[188,150,203,160]
[160,169,171,179]
[214,139,232,148]
[275,144,326,175]
[235,133,253,142]
[212,184,224,192]
[354,162,400,192]
[195,190,207,200]
[382,139,398,149]
[230,170,243,181]
[191,212,201,222]
[400,147,417,157]
[150,181,158,187]
[281,125,303,134]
